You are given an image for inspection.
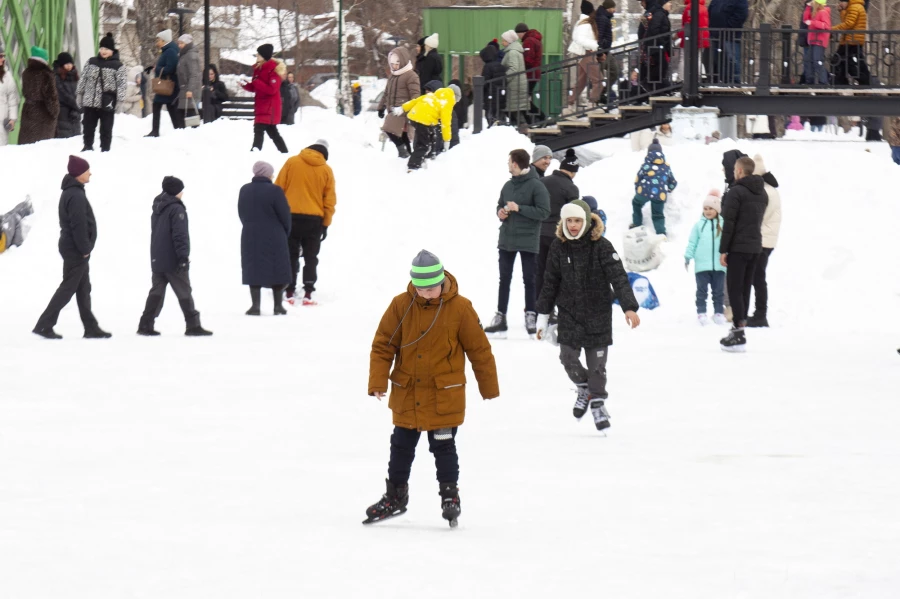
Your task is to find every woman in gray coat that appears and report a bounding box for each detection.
[176,34,201,125]
[377,46,420,158]
[500,30,529,126]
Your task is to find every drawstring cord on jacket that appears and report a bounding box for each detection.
[387,296,444,350]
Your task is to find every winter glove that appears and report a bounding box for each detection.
[320,226,328,242]
[535,314,550,340]
[377,107,385,119]
[392,107,405,117]
[176,259,190,274]
[684,260,690,271]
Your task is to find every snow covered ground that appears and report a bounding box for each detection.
[1,110,899,598]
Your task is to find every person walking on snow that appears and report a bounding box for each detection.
[137,177,212,337]
[719,155,768,352]
[518,23,545,120]
[275,139,336,306]
[536,149,581,313]
[18,46,59,145]
[53,52,81,139]
[535,199,640,432]
[0,45,20,147]
[632,139,677,236]
[684,189,727,325]
[33,155,111,340]
[239,161,292,316]
[500,30,529,126]
[175,34,202,127]
[568,1,601,108]
[242,44,288,153]
[484,149,551,338]
[396,81,455,171]
[747,154,781,328]
[146,30,182,136]
[365,250,499,526]
[77,33,128,152]
[377,47,420,158]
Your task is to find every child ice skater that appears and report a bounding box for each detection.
[684,189,727,325]
[535,200,640,432]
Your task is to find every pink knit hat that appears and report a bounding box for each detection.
[703,189,722,214]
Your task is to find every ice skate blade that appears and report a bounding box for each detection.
[720,344,747,353]
[362,508,407,525]
[448,518,458,528]
[486,331,508,339]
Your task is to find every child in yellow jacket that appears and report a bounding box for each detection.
[396,80,455,171]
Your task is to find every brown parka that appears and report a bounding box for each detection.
[378,47,421,139]
[368,272,499,432]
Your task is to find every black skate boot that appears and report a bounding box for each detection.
[590,398,611,432]
[720,326,747,352]
[746,313,768,328]
[525,310,537,337]
[484,312,507,338]
[362,479,409,524]
[439,482,461,528]
[573,384,590,420]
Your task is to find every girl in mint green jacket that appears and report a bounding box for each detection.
[684,190,727,325]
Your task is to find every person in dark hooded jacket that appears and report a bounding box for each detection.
[18,46,60,144]
[53,52,81,138]
[637,0,672,92]
[718,155,767,352]
[479,44,507,126]
[204,64,229,122]
[536,149,580,303]
[137,176,212,337]
[535,199,640,432]
[416,34,443,95]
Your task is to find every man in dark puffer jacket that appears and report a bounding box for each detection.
[536,148,580,311]
[34,155,110,340]
[137,177,212,337]
[719,155,768,352]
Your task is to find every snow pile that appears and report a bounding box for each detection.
[310,77,386,110]
[1,111,899,598]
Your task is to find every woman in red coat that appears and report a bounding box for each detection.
[678,0,710,81]
[242,44,288,153]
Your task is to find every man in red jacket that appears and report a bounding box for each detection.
[517,23,545,121]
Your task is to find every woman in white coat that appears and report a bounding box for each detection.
[0,47,21,146]
[568,0,601,108]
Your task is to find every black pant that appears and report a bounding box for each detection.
[139,270,201,328]
[35,257,99,331]
[752,247,774,317]
[534,235,554,302]
[407,122,434,170]
[527,79,546,121]
[151,101,184,135]
[82,107,115,151]
[498,249,537,314]
[387,131,411,155]
[560,345,609,399]
[387,425,459,486]
[725,252,759,326]
[833,45,870,86]
[252,123,288,153]
[288,214,323,295]
[449,112,460,149]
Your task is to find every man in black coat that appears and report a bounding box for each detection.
[137,177,212,336]
[535,148,580,311]
[719,155,768,352]
[34,155,110,339]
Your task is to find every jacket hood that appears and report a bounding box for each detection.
[505,40,524,53]
[644,150,666,164]
[556,213,605,242]
[733,174,766,194]
[434,87,456,105]
[274,59,287,78]
[845,0,863,6]
[761,172,779,188]
[61,174,84,190]
[300,147,327,166]
[480,45,499,62]
[405,271,459,305]
[152,192,183,216]
[128,65,144,81]
[722,149,746,184]
[27,58,51,71]
[524,30,543,41]
[389,47,412,67]
[510,167,538,184]
[180,42,195,56]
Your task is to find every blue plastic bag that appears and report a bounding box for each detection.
[613,272,660,310]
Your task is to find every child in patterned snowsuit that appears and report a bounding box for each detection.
[631,139,677,236]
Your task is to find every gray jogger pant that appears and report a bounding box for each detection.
[559,345,609,399]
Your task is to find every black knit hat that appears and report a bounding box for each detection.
[99,33,116,51]
[581,0,595,15]
[162,176,185,196]
[560,148,580,173]
[424,79,443,93]
[602,0,616,8]
[515,23,529,34]
[257,44,274,61]
[56,52,74,66]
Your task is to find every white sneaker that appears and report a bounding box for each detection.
[713,313,727,325]
[697,314,709,326]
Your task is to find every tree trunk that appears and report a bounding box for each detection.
[333,0,353,115]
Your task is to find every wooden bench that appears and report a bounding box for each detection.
[221,97,256,120]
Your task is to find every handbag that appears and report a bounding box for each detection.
[100,68,117,112]
[152,76,175,96]
[184,97,201,127]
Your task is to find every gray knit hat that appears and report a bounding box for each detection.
[410,250,445,289]
[448,83,461,102]
[531,145,552,164]
[252,161,274,179]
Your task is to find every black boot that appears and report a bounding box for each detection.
[746,313,769,328]
[33,327,63,340]
[84,325,112,339]
[185,325,213,336]
[246,286,261,316]
[273,286,287,315]
[137,318,160,336]
[439,482,461,527]
[397,144,410,159]
[362,479,409,524]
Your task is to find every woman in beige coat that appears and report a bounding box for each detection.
[118,65,145,118]
[378,47,420,158]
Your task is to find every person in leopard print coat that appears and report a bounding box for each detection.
[76,33,127,152]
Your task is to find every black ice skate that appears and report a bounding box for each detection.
[573,384,590,420]
[720,326,747,352]
[484,312,507,338]
[525,311,537,338]
[590,398,610,432]
[362,479,409,525]
[439,482,461,528]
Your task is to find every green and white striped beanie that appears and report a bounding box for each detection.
[410,250,445,289]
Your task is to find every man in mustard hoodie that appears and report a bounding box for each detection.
[274,139,336,305]
[396,79,455,172]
